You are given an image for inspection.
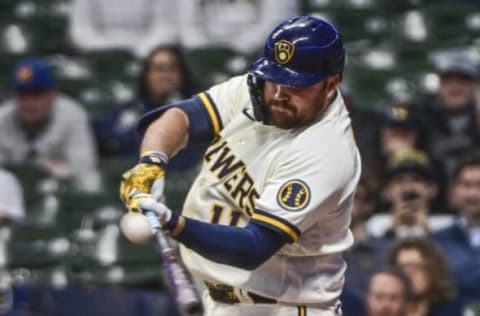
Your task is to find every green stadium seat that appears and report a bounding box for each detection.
[376,0,422,13]
[6,223,66,269]
[331,8,382,42]
[68,223,164,286]
[424,2,480,46]
[59,78,93,99]
[3,164,51,213]
[23,16,69,54]
[344,65,400,105]
[71,263,164,287]
[99,157,137,200]
[184,48,253,86]
[54,190,118,231]
[82,50,137,82]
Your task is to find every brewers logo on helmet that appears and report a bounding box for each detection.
[274,40,295,64]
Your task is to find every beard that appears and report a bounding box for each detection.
[261,82,332,129]
[264,100,301,129]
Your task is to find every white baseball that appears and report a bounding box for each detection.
[120,212,154,244]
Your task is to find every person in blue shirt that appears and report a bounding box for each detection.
[433,153,480,305]
[93,45,200,161]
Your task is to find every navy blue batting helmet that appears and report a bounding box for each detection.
[249,16,345,88]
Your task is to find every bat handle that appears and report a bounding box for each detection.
[143,210,172,254]
[144,210,162,230]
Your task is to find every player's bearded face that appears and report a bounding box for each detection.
[263,79,335,129]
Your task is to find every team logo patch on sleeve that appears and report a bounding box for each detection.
[277,179,310,211]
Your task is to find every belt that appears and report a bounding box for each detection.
[205,282,277,305]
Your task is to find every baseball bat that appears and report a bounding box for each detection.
[144,210,204,316]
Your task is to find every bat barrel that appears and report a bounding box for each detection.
[162,248,204,316]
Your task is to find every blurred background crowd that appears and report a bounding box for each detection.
[0,0,480,315]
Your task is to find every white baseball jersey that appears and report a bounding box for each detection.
[179,74,361,306]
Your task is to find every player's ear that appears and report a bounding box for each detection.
[326,74,341,90]
[326,74,341,98]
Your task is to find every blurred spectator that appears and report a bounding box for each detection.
[359,102,426,192]
[387,238,462,316]
[367,150,443,239]
[93,45,204,211]
[344,178,389,296]
[341,288,367,316]
[93,45,201,163]
[0,168,25,224]
[433,153,480,303]
[365,268,411,316]
[351,178,377,242]
[420,53,480,182]
[344,94,383,191]
[0,58,100,192]
[178,0,299,55]
[69,0,178,57]
[379,104,425,161]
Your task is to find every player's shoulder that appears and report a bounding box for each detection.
[206,74,251,123]
[216,74,248,89]
[206,74,249,100]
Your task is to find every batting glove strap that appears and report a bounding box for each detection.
[162,214,186,237]
[138,150,169,168]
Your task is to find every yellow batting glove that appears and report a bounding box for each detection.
[120,151,168,212]
[124,190,152,213]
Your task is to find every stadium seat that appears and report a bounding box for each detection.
[23,16,69,54]
[424,2,480,46]
[82,50,138,82]
[55,190,119,231]
[184,48,253,86]
[99,157,137,200]
[3,164,51,214]
[68,223,164,287]
[331,8,383,42]
[6,223,67,270]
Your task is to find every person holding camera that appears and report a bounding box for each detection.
[367,149,441,240]
[344,150,440,298]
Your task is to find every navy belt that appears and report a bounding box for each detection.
[205,282,277,305]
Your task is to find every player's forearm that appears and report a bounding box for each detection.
[140,107,190,158]
[164,214,287,270]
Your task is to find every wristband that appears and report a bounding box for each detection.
[139,150,169,167]
[162,214,186,237]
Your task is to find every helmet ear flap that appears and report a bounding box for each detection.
[247,73,269,123]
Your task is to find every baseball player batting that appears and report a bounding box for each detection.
[120,15,361,316]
